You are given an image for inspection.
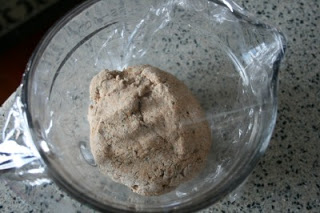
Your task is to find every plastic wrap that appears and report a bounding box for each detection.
[0,0,286,212]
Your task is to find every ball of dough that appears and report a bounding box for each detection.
[88,65,211,196]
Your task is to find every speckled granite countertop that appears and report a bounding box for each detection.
[1,0,319,212]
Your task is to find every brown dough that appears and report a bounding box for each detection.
[88,65,211,196]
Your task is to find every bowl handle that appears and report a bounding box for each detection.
[0,92,48,182]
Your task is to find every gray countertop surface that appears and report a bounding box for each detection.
[1,0,319,212]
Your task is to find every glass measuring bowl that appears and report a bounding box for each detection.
[0,0,286,212]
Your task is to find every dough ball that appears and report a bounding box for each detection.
[88,65,211,196]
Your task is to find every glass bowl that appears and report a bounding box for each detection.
[0,0,286,212]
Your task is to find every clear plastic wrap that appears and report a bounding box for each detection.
[0,0,286,212]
